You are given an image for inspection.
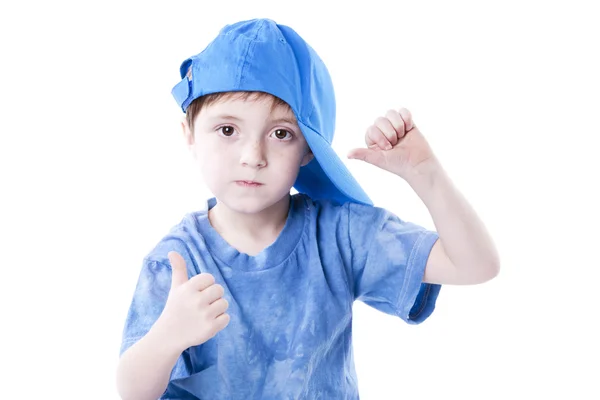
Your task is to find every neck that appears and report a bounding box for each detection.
[208,194,291,248]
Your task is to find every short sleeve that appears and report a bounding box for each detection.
[119,259,193,389]
[348,203,442,324]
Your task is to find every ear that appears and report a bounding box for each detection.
[300,148,314,167]
[181,116,195,146]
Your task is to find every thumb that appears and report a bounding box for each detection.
[347,147,385,167]
[167,251,189,289]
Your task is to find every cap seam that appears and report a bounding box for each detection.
[238,19,266,87]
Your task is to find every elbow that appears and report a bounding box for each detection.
[483,266,500,283]
[477,256,501,284]
[457,257,500,285]
[491,258,501,279]
[489,250,501,279]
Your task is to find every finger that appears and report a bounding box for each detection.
[208,298,229,318]
[213,313,231,333]
[189,273,216,292]
[398,108,414,132]
[347,147,385,167]
[385,109,406,138]
[374,116,399,146]
[365,125,392,150]
[167,251,189,289]
[201,283,225,304]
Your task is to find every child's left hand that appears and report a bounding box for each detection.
[347,108,440,182]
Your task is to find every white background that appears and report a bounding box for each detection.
[1,0,599,399]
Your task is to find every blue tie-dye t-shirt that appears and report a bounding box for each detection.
[120,193,441,399]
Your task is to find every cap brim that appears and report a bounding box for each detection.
[294,121,373,206]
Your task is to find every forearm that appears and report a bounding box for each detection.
[407,160,500,282]
[116,323,184,400]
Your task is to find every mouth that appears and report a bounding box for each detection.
[235,180,264,187]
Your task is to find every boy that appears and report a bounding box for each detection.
[117,18,499,400]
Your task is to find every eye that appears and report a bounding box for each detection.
[271,129,292,140]
[219,126,235,137]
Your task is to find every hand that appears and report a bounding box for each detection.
[154,251,230,351]
[347,108,440,182]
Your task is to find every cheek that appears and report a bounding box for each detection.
[194,142,225,173]
[290,143,310,165]
[271,145,306,173]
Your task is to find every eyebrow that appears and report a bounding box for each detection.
[208,114,242,122]
[207,114,297,125]
[269,117,297,125]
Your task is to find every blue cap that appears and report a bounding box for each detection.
[171,18,372,206]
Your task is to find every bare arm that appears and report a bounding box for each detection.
[116,323,184,400]
[408,162,500,285]
[347,107,500,286]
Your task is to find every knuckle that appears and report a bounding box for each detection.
[382,129,395,140]
[365,127,375,139]
[195,272,215,285]
[375,117,395,136]
[369,127,382,138]
[214,284,225,296]
[203,284,223,300]
[374,116,387,125]
[374,132,387,143]
[386,109,401,124]
[221,313,231,327]
[399,108,412,120]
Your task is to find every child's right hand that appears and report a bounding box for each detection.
[154,251,231,351]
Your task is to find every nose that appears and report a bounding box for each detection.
[239,139,267,168]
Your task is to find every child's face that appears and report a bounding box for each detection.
[184,96,313,214]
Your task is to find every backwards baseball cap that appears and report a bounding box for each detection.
[171,18,372,206]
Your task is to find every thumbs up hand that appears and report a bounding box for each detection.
[154,251,231,351]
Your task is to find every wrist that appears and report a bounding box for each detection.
[404,158,447,195]
[149,317,190,355]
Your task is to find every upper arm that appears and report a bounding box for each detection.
[424,239,500,285]
[422,239,461,285]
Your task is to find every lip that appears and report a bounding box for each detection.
[235,180,264,187]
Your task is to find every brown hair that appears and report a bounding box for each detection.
[186,91,293,133]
